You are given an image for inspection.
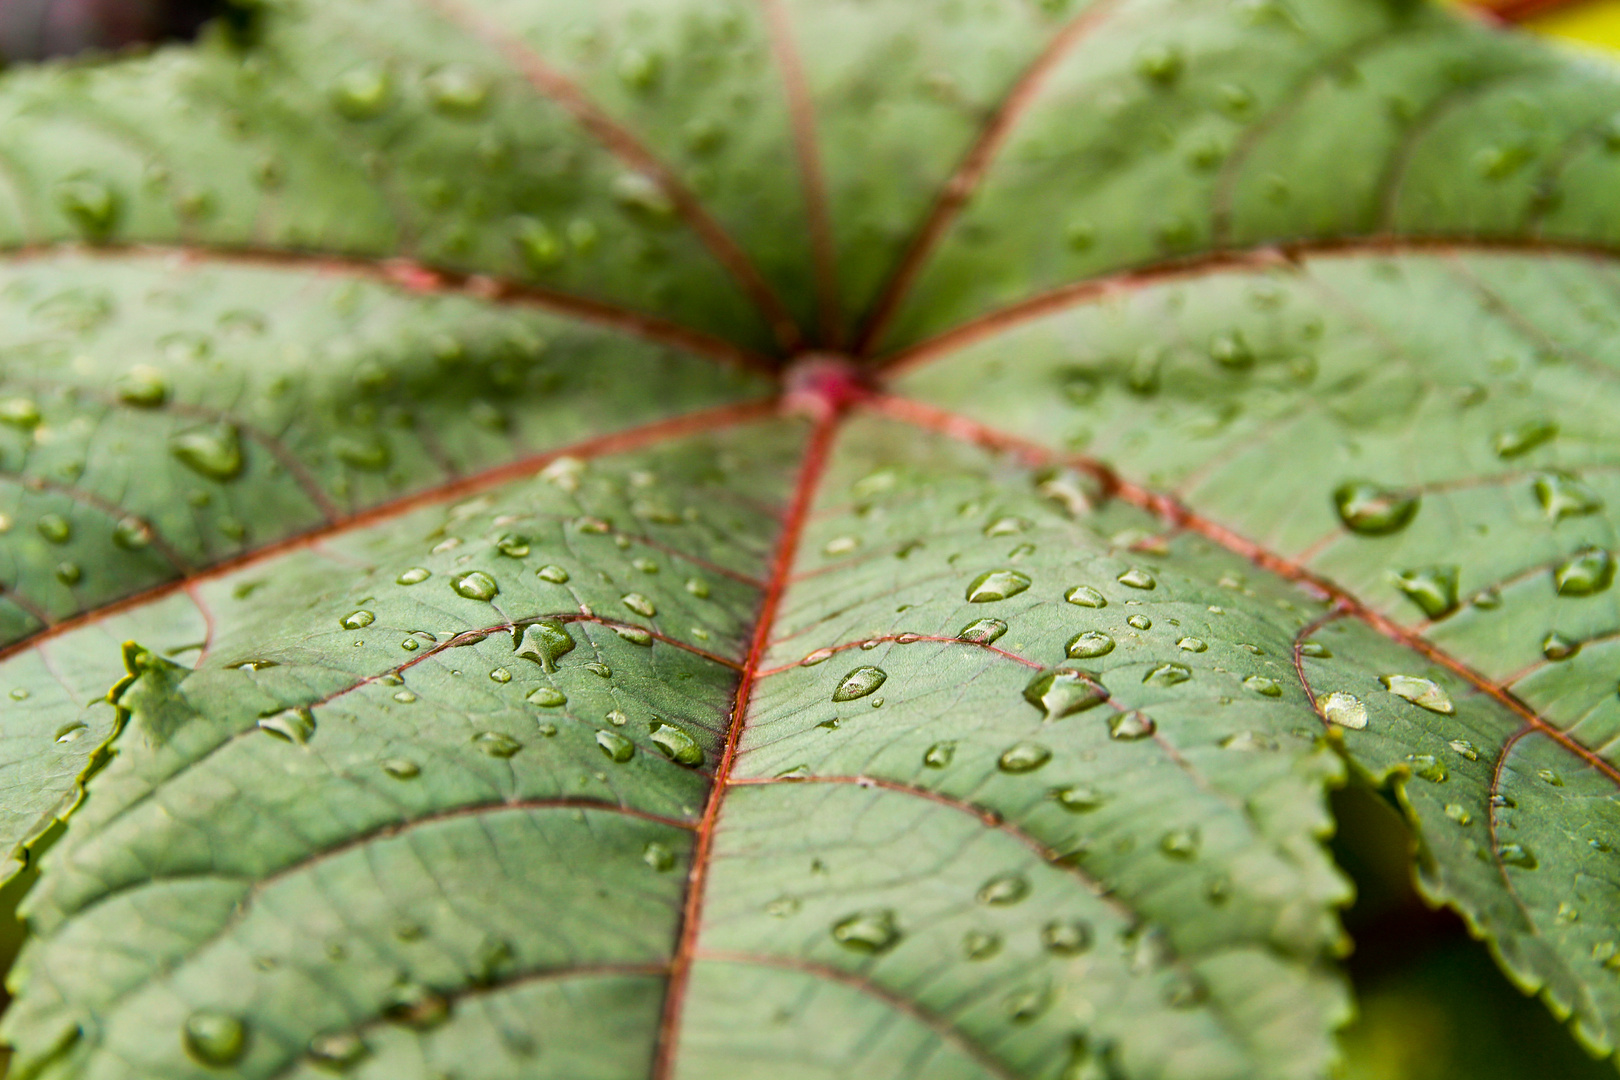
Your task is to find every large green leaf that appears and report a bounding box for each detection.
[1,0,1619,1076]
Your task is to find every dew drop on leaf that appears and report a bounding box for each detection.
[170,425,244,481]
[340,610,374,630]
[1318,692,1367,730]
[831,909,901,953]
[1023,669,1109,720]
[1144,663,1192,686]
[978,873,1030,906]
[966,569,1032,602]
[537,564,570,583]
[1127,614,1152,630]
[1117,568,1157,590]
[451,571,498,601]
[1065,585,1107,608]
[1535,472,1602,521]
[183,1011,247,1067]
[331,64,393,120]
[1160,828,1200,859]
[1042,919,1094,955]
[622,593,657,618]
[650,722,703,766]
[1053,785,1104,812]
[36,514,70,544]
[1066,631,1115,659]
[1108,711,1156,740]
[1381,675,1454,714]
[1542,632,1580,661]
[923,741,955,768]
[307,1030,369,1070]
[382,759,420,780]
[958,618,1008,644]
[595,730,635,762]
[1177,637,1207,652]
[397,567,431,585]
[116,365,168,407]
[1408,754,1448,783]
[998,742,1052,773]
[0,397,39,428]
[385,983,450,1030]
[1298,640,1331,658]
[1243,675,1281,697]
[1498,843,1537,869]
[1444,803,1473,825]
[526,687,566,708]
[424,65,491,115]
[258,706,316,745]
[963,930,1002,960]
[615,625,654,647]
[1494,419,1557,458]
[57,178,119,241]
[1333,482,1419,535]
[513,620,575,673]
[474,732,522,758]
[832,666,887,702]
[644,841,676,873]
[1555,548,1614,596]
[1449,739,1481,761]
[1393,565,1459,619]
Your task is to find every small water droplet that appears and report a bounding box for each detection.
[832,909,901,953]
[307,1030,369,1070]
[1053,785,1104,812]
[1555,548,1614,596]
[622,593,658,618]
[1542,631,1580,661]
[526,687,566,708]
[54,561,81,586]
[967,569,1032,602]
[170,425,244,481]
[1243,674,1281,697]
[474,731,522,758]
[1108,711,1156,740]
[1126,614,1152,631]
[1444,803,1472,825]
[685,577,711,598]
[183,1011,247,1066]
[650,722,704,766]
[392,690,416,704]
[424,64,491,115]
[1498,842,1537,868]
[537,564,570,583]
[801,648,835,666]
[1143,662,1192,686]
[57,177,120,240]
[1318,691,1367,729]
[1117,568,1157,590]
[978,872,1031,906]
[384,982,450,1030]
[984,516,1031,537]
[1394,565,1459,619]
[1494,420,1557,458]
[615,625,654,647]
[1535,472,1602,520]
[1177,637,1207,652]
[116,365,168,408]
[397,567,431,585]
[998,742,1052,773]
[493,532,530,558]
[1136,43,1184,84]
[612,171,677,218]
[1407,754,1448,782]
[1381,674,1454,714]
[0,397,39,428]
[923,741,956,768]
[514,620,575,671]
[1298,641,1332,658]
[331,63,393,120]
[595,729,635,762]
[1066,631,1115,659]
[1023,669,1109,720]
[958,619,1008,644]
[1042,919,1094,955]
[823,535,861,556]
[963,930,1002,960]
[36,514,71,544]
[833,666,887,702]
[1448,739,1480,760]
[1065,585,1107,608]
[1160,828,1200,859]
[451,571,498,601]
[643,840,676,872]
[1334,482,1419,535]
[258,706,316,745]
[489,667,513,684]
[341,610,375,630]
[382,758,420,779]
[1538,768,1564,787]
[1005,984,1053,1023]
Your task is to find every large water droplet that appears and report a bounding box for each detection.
[967,569,1032,602]
[1065,585,1107,608]
[397,567,431,585]
[1394,565,1459,619]
[1243,674,1281,697]
[340,610,375,630]
[650,722,703,766]
[538,564,570,583]
[1318,691,1367,729]
[831,909,901,953]
[1023,669,1109,720]
[833,666,887,702]
[958,618,1008,645]
[1555,548,1614,596]
[596,729,635,762]
[526,687,566,708]
[1535,472,1602,520]
[451,571,499,601]
[170,425,244,481]
[1334,482,1419,535]
[1381,674,1454,714]
[998,742,1052,773]
[1542,631,1580,661]
[1066,631,1115,659]
[978,872,1030,906]
[258,706,316,744]
[1177,637,1208,652]
[1117,568,1157,590]
[183,1011,247,1066]
[511,621,573,674]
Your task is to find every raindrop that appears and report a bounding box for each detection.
[54,561,81,586]
[258,707,316,745]
[510,622,574,674]
[1393,565,1459,619]
[425,65,491,115]
[183,1011,247,1067]
[1333,482,1419,535]
[979,873,1031,906]
[1023,669,1110,720]
[308,1031,369,1070]
[1494,420,1557,458]
[1127,614,1152,630]
[622,593,658,618]
[1535,472,1602,520]
[170,425,243,481]
[1160,828,1200,859]
[1498,843,1537,869]
[1243,675,1281,697]
[452,571,499,601]
[475,732,522,758]
[595,729,635,762]
[1053,785,1104,812]
[331,63,393,120]
[1109,711,1156,740]
[967,569,1032,602]
[1066,631,1115,659]
[644,841,677,872]
[1555,548,1614,596]
[1042,919,1094,955]
[496,533,530,558]
[833,666,887,702]
[1444,803,1473,826]
[1065,585,1107,608]
[36,514,70,544]
[963,930,1002,960]
[489,667,513,684]
[382,758,420,779]
[340,610,375,630]
[1298,641,1331,658]
[1542,632,1580,661]
[397,567,431,585]
[984,516,1031,537]
[1177,637,1207,652]
[832,909,902,953]
[393,690,416,704]
[998,742,1052,773]
[1318,691,1367,730]
[537,564,570,583]
[1143,663,1192,686]
[116,366,168,407]
[615,625,655,646]
[959,619,1008,645]
[1209,330,1253,368]
[1449,739,1480,761]
[385,983,450,1030]
[923,741,956,768]
[650,722,704,766]
[0,398,39,428]
[1381,675,1454,714]
[1117,568,1157,590]
[612,172,677,219]
[526,687,566,708]
[801,648,834,666]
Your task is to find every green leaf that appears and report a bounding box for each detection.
[1,0,1620,1077]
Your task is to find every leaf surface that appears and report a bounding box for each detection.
[1,1,1619,1078]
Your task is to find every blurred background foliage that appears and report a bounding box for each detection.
[0,1,1615,1078]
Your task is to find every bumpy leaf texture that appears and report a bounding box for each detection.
[0,0,1617,1077]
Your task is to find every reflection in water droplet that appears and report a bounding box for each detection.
[1023,669,1109,721]
[1334,482,1419,535]
[998,743,1052,773]
[1318,691,1367,729]
[978,873,1030,906]
[650,722,704,766]
[1065,585,1107,608]
[183,1011,247,1066]
[1381,675,1453,714]
[595,729,635,762]
[967,569,1032,602]
[1066,631,1115,659]
[958,619,1008,645]
[397,567,431,585]
[832,666,887,702]
[1555,548,1614,596]
[1394,565,1459,619]
[452,571,499,601]
[340,610,375,630]
[514,620,574,672]
[832,909,901,953]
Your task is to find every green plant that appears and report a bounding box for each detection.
[0,0,1618,1076]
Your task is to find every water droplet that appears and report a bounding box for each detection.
[1538,768,1564,787]
[1160,828,1200,859]
[832,909,901,953]
[622,593,657,618]
[392,690,417,704]
[524,687,565,708]
[331,63,393,119]
[493,532,530,558]
[1407,754,1448,783]
[1117,568,1157,590]
[686,576,712,598]
[382,758,420,779]
[967,569,1032,602]
[1041,919,1094,955]
[801,648,835,666]
[1143,663,1192,686]
[1065,585,1107,608]
[615,625,654,647]
[36,514,71,544]
[451,570,498,601]
[612,171,677,219]
[605,709,629,726]
[1243,674,1281,697]
[0,397,39,428]
[978,872,1030,906]
[537,564,570,583]
[308,1030,369,1070]
[1494,420,1557,458]
[54,723,88,743]
[1177,637,1207,652]
[115,365,168,408]
[1381,674,1454,714]
[650,722,704,766]
[1449,739,1480,761]
[1535,472,1602,520]
[53,560,80,586]
[513,620,575,672]
[958,619,1008,645]
[1136,43,1184,83]
[1542,631,1580,661]
[775,764,812,780]
[823,535,861,556]
[424,65,491,115]
[57,178,119,240]
[340,610,375,630]
[258,706,316,745]
[1394,565,1459,619]
[397,567,431,585]
[1298,641,1332,658]
[923,741,956,768]
[170,425,244,481]
[765,896,801,918]
[1005,984,1053,1023]
[1555,548,1614,596]
[1126,614,1152,631]
[1023,669,1109,720]
[384,983,450,1030]
[595,729,635,762]
[1334,482,1419,535]
[1318,691,1367,730]
[1053,785,1104,812]
[963,930,1002,960]
[474,732,522,758]
[832,666,887,702]
[1066,631,1115,659]
[1444,803,1473,825]
[488,667,513,684]
[998,742,1052,773]
[984,516,1031,537]
[643,840,676,872]
[1498,842,1537,868]
[1109,711,1156,740]
[183,1011,247,1066]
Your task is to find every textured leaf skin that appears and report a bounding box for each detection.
[0,0,1619,1078]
